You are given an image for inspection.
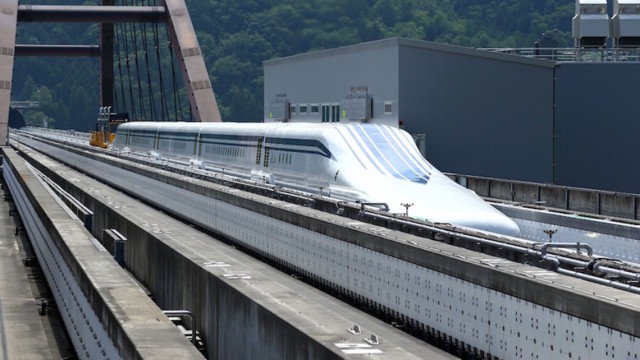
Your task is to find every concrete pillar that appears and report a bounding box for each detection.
[0,0,19,145]
[164,0,221,122]
[100,0,114,109]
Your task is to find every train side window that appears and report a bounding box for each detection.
[299,105,308,114]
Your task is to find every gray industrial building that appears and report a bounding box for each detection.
[264,35,640,194]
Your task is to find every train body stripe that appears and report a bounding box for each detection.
[265,137,332,159]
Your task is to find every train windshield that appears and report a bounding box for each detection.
[346,124,432,184]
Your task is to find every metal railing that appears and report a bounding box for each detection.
[481,47,640,63]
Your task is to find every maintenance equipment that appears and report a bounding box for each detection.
[90,106,127,148]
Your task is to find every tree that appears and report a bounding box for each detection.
[24,86,56,127]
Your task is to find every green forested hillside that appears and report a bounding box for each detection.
[13,0,574,130]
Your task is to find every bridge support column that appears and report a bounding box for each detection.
[164,0,221,122]
[0,0,19,145]
[100,0,114,109]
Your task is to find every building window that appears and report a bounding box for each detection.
[310,105,319,114]
[384,102,392,114]
[299,105,308,114]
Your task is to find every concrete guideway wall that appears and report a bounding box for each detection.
[15,138,640,359]
[1,148,204,360]
[457,174,640,221]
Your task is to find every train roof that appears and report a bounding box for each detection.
[118,121,402,134]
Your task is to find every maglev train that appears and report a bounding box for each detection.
[110,121,520,236]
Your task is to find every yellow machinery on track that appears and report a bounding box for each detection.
[90,107,127,148]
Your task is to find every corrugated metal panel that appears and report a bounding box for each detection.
[555,63,640,193]
[398,43,554,183]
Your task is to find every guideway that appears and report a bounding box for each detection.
[2,147,204,359]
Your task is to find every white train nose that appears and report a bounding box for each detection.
[448,209,520,237]
[410,176,521,237]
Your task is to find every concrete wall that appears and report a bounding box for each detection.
[454,174,640,220]
[555,63,640,194]
[398,40,555,183]
[264,39,399,125]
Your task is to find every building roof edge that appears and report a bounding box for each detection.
[264,37,556,69]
